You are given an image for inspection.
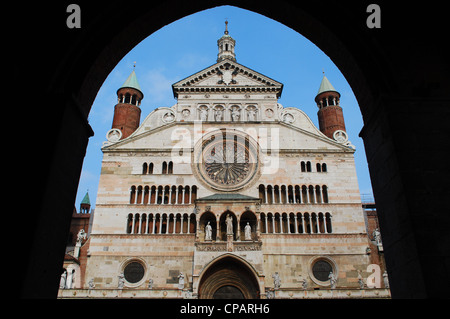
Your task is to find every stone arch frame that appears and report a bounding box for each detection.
[20,2,449,299]
[197,254,262,299]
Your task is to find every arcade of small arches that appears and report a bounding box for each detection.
[260,212,332,234]
[258,184,329,205]
[118,92,141,107]
[126,212,196,234]
[130,185,197,205]
[125,210,332,237]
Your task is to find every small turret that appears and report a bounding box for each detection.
[315,75,346,140]
[217,20,236,62]
[112,69,143,139]
[80,191,91,214]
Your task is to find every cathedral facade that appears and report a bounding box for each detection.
[62,24,389,299]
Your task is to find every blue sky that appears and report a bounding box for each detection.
[76,5,373,209]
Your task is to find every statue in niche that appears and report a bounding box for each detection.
[247,108,257,121]
[244,222,252,241]
[215,108,223,121]
[231,108,240,121]
[199,108,208,121]
[205,221,212,241]
[226,214,233,235]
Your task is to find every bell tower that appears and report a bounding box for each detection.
[315,75,346,140]
[112,68,143,139]
[217,20,236,62]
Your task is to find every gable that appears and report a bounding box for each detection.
[172,59,283,98]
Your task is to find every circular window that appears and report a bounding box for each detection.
[193,129,260,192]
[123,261,145,284]
[312,260,332,281]
[309,257,337,286]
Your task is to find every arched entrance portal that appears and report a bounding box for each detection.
[198,256,260,299]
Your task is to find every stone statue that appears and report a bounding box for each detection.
[215,108,223,121]
[60,270,67,289]
[199,108,208,121]
[373,228,383,247]
[328,271,337,289]
[357,270,365,289]
[300,276,308,290]
[178,272,185,290]
[76,229,87,245]
[148,278,154,289]
[272,272,281,290]
[205,221,212,241]
[383,271,389,288]
[247,108,256,121]
[244,222,252,241]
[88,278,95,289]
[226,214,233,235]
[118,273,125,289]
[231,108,240,121]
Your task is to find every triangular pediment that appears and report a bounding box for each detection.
[172,59,283,98]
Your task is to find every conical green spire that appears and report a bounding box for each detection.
[81,191,90,205]
[120,70,142,93]
[317,75,338,95]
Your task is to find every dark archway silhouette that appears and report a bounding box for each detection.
[198,255,260,299]
[14,1,449,298]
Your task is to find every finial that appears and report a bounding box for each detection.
[133,61,136,68]
[322,68,325,75]
[224,19,229,35]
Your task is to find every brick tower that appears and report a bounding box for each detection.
[112,69,143,139]
[315,75,345,139]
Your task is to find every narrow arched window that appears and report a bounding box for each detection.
[322,185,329,203]
[325,213,332,233]
[300,161,306,172]
[306,161,311,172]
[130,186,136,204]
[148,162,154,174]
[322,163,327,172]
[168,161,173,174]
[258,184,265,202]
[316,163,321,172]
[126,214,133,234]
[191,185,197,201]
[162,161,167,174]
[142,163,148,174]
